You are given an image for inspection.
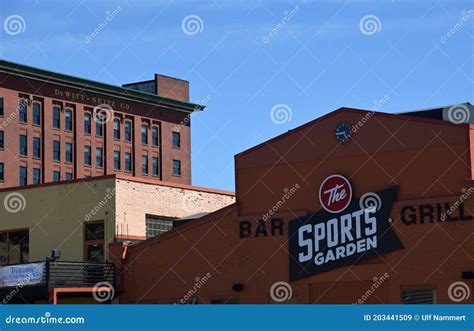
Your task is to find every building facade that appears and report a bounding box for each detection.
[118,106,474,304]
[0,60,201,188]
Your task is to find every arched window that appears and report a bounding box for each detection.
[152,126,159,147]
[19,99,28,123]
[65,109,73,131]
[96,114,104,136]
[141,124,148,145]
[52,106,61,129]
[114,118,121,140]
[124,120,132,142]
[33,102,41,125]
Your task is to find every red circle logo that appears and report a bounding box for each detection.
[319,174,352,213]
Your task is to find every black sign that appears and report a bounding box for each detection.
[288,187,403,281]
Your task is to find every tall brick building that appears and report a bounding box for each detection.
[0,60,202,188]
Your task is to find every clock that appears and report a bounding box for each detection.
[335,123,352,143]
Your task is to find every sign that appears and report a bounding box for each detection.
[0,263,45,287]
[289,176,403,281]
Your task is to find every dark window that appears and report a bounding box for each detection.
[0,163,3,181]
[53,171,61,182]
[65,143,73,163]
[114,151,121,170]
[0,97,3,116]
[33,102,41,125]
[96,147,103,168]
[141,124,148,144]
[84,146,92,166]
[53,140,60,161]
[84,112,91,134]
[19,166,27,186]
[173,159,181,177]
[141,155,148,175]
[19,135,27,156]
[0,230,29,265]
[65,109,73,131]
[96,114,103,136]
[65,172,73,180]
[33,168,41,184]
[172,131,181,148]
[152,127,159,146]
[19,99,27,123]
[85,222,104,241]
[402,289,436,304]
[124,121,132,142]
[114,118,120,140]
[145,215,174,239]
[53,106,60,129]
[125,152,132,172]
[152,157,159,176]
[33,137,40,158]
[0,131,3,149]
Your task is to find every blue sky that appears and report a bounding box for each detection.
[1,0,472,191]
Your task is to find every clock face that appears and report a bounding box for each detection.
[335,123,352,143]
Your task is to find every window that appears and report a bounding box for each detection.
[53,171,61,182]
[96,114,103,136]
[0,163,3,181]
[141,124,148,144]
[173,159,181,177]
[84,112,91,134]
[33,102,41,125]
[84,222,105,263]
[19,99,27,123]
[53,140,60,161]
[33,137,41,158]
[96,147,103,168]
[53,106,60,129]
[65,172,73,180]
[172,131,181,148]
[65,143,73,163]
[84,146,92,166]
[402,289,436,304]
[85,222,104,241]
[145,215,174,239]
[19,166,27,186]
[0,230,29,265]
[19,135,27,156]
[141,155,148,175]
[33,168,41,184]
[124,121,132,142]
[125,152,132,172]
[113,118,120,140]
[114,151,121,170]
[152,157,159,177]
[0,130,3,149]
[152,126,159,146]
[65,109,73,131]
[0,97,3,116]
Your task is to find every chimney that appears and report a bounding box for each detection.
[122,74,190,102]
